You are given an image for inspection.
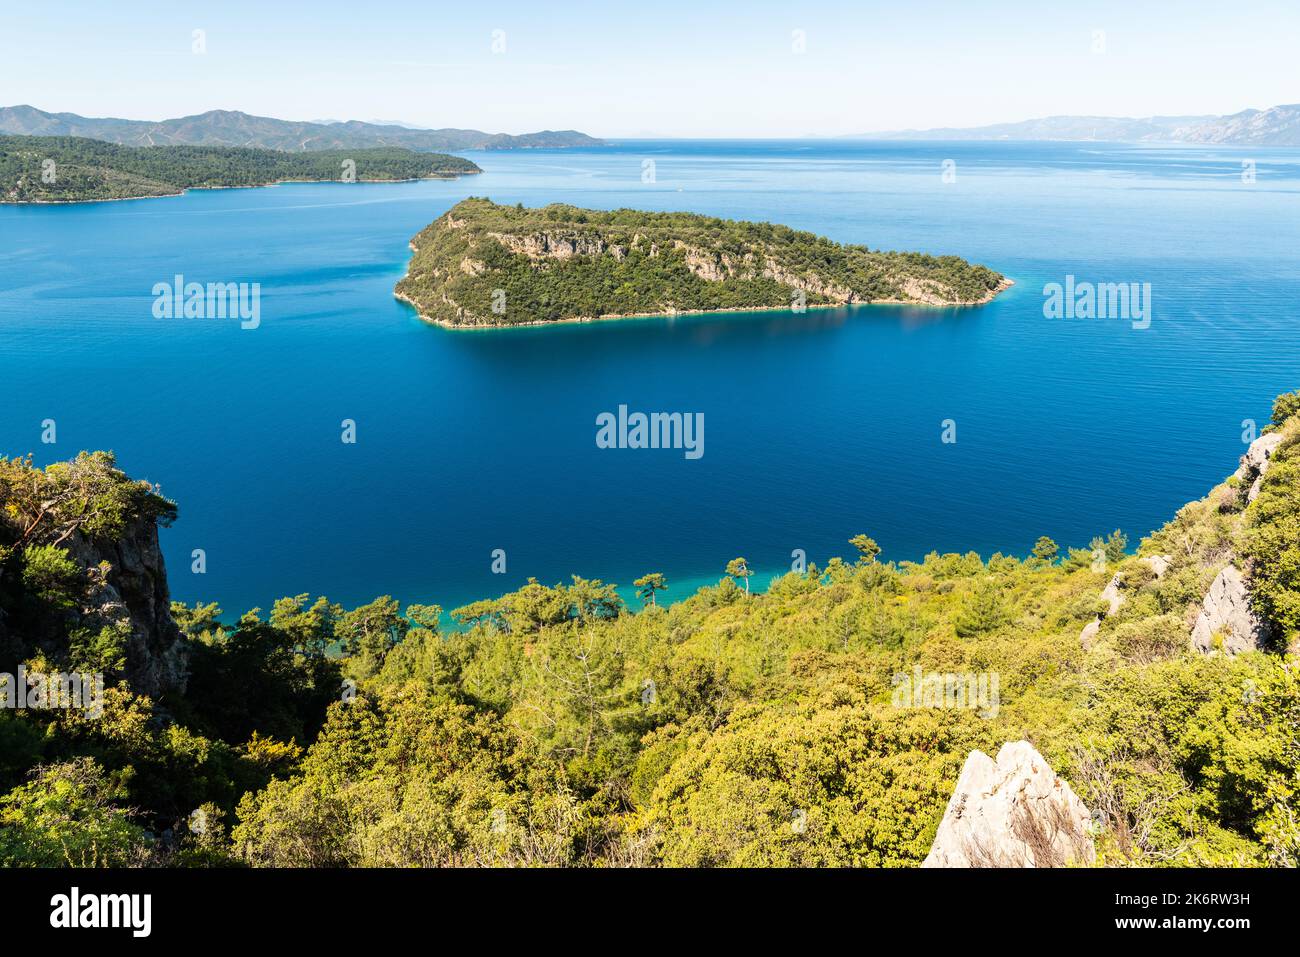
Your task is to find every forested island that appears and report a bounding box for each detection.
[395,198,1010,327]
[2,391,1298,868]
[0,135,481,203]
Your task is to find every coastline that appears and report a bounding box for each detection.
[394,276,1015,331]
[1,169,481,206]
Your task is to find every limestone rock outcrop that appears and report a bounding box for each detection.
[1079,574,1122,645]
[1079,616,1102,648]
[1099,574,1124,616]
[1190,564,1269,654]
[923,741,1096,868]
[1141,554,1172,579]
[1235,432,1285,503]
[1079,555,1174,647]
[488,230,611,260]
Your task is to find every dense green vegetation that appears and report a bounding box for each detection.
[396,198,1008,326]
[2,396,1299,868]
[0,135,481,203]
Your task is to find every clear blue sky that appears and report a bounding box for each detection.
[3,0,1296,137]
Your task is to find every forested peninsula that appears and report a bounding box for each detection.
[395,198,1011,327]
[2,391,1299,868]
[0,135,481,203]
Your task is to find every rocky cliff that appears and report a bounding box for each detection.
[923,741,1096,868]
[1190,564,1270,655]
[63,516,187,697]
[1237,431,1284,503]
[0,452,187,699]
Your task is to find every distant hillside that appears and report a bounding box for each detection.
[861,114,1211,143]
[860,104,1300,146]
[1176,105,1300,146]
[0,135,480,203]
[396,198,1009,327]
[0,105,603,152]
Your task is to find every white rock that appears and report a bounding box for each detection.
[1235,432,1285,503]
[1079,617,1101,649]
[923,741,1096,868]
[1099,574,1124,616]
[1141,554,1172,579]
[1190,564,1268,654]
[1236,431,1284,479]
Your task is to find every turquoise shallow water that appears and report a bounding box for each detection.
[2,139,1300,614]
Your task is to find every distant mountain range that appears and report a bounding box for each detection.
[859,104,1300,146]
[0,106,602,151]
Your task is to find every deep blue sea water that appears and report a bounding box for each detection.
[3,139,1300,615]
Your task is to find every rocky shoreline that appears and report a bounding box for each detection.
[3,169,480,206]
[395,278,1015,331]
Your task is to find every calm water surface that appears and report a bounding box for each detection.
[3,140,1299,613]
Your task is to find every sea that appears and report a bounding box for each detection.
[3,139,1299,614]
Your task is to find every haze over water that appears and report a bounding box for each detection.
[3,139,1299,614]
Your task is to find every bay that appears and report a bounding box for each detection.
[2,139,1298,614]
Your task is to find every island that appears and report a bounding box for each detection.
[394,198,1011,327]
[0,135,481,203]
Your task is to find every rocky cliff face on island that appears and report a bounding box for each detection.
[395,198,1010,327]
